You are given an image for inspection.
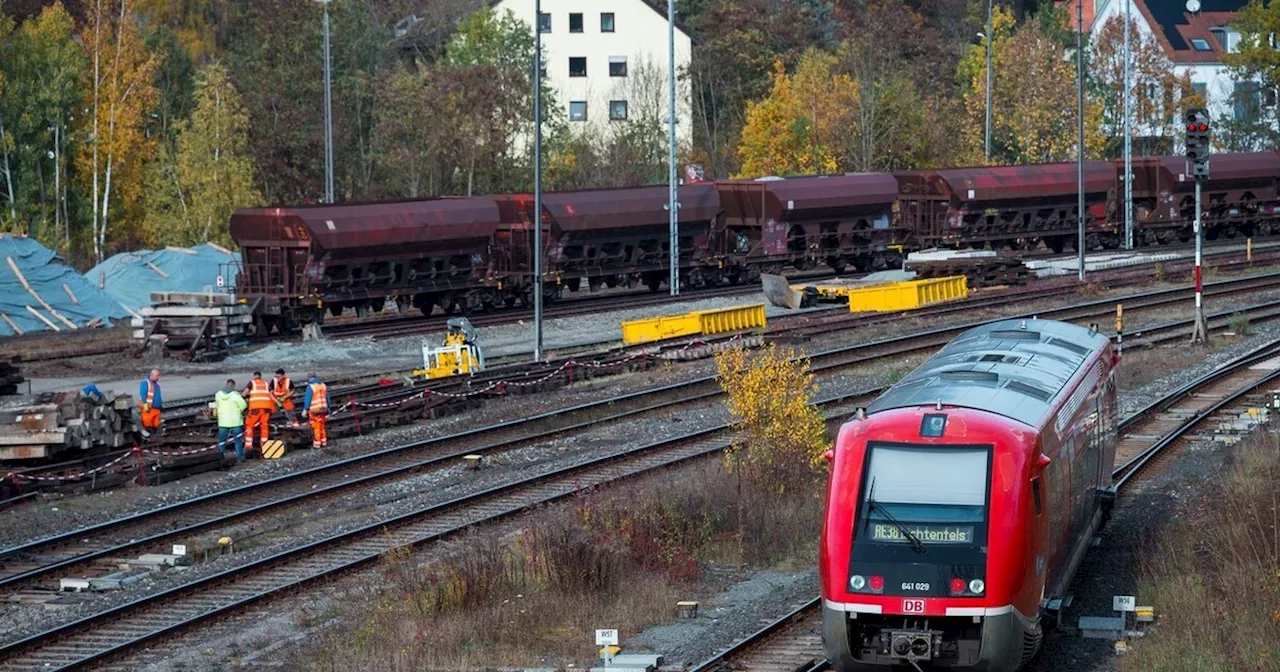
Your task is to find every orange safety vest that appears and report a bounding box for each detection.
[247,378,276,411]
[309,383,329,414]
[141,380,157,407]
[272,376,292,400]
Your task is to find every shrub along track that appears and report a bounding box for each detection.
[687,337,1280,672]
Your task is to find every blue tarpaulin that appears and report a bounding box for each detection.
[0,234,130,336]
[86,243,239,313]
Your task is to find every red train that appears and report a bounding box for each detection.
[230,151,1280,333]
[819,318,1119,671]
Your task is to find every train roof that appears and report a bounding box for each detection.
[229,197,505,249]
[1128,152,1280,194]
[897,163,1113,202]
[541,183,720,231]
[864,319,1110,429]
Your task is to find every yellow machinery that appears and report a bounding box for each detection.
[415,317,485,379]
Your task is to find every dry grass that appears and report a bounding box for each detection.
[289,460,824,671]
[1114,345,1224,392]
[1122,431,1280,671]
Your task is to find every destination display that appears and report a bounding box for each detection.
[870,523,975,544]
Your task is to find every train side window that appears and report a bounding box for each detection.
[1031,476,1042,515]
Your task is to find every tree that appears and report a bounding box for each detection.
[371,65,459,198]
[442,6,566,195]
[0,1,86,247]
[144,25,196,148]
[143,61,259,247]
[77,0,159,262]
[0,8,16,227]
[1091,13,1200,157]
[714,342,828,494]
[1220,0,1280,151]
[836,0,941,171]
[958,10,1106,165]
[736,49,859,178]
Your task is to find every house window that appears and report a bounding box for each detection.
[601,12,615,32]
[569,12,583,32]
[609,100,628,121]
[569,101,587,121]
[537,12,551,33]
[569,57,587,77]
[609,56,627,77]
[1234,81,1260,122]
[1191,38,1212,51]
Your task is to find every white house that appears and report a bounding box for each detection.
[1087,0,1257,128]
[492,0,694,151]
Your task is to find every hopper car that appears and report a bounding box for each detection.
[820,318,1119,671]
[230,150,1280,333]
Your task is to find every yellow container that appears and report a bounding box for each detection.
[622,303,767,345]
[698,303,767,336]
[847,276,969,313]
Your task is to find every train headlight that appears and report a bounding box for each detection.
[849,575,866,590]
[969,579,985,595]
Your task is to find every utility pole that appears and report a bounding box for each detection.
[316,0,335,204]
[1123,0,1133,249]
[1077,0,1086,280]
[667,0,680,296]
[985,0,993,162]
[533,0,544,362]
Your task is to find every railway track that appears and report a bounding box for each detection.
[6,272,1280,593]
[0,387,879,672]
[690,335,1280,672]
[319,240,1280,342]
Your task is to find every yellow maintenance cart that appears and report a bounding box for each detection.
[415,317,485,379]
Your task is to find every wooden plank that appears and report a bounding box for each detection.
[149,291,232,306]
[25,305,60,332]
[7,257,77,329]
[145,261,170,279]
[0,312,22,335]
[62,283,79,304]
[0,429,68,446]
[140,306,240,317]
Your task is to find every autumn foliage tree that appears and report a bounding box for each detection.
[958,8,1106,166]
[78,0,158,261]
[736,49,859,177]
[142,61,259,248]
[714,342,829,494]
[1221,0,1280,151]
[1091,13,1199,157]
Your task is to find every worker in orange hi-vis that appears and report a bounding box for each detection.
[242,371,277,456]
[302,372,331,449]
[272,368,298,426]
[137,369,163,438]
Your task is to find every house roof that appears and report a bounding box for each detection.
[1127,0,1251,64]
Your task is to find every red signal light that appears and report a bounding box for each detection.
[869,575,884,592]
[950,578,966,594]
[1187,124,1197,131]
[1198,123,1208,132]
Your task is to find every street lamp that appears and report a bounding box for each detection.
[1077,0,1085,280]
[667,0,679,297]
[532,0,544,362]
[315,0,335,204]
[1123,0,1133,249]
[984,0,993,162]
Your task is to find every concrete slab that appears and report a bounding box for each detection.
[1078,616,1125,640]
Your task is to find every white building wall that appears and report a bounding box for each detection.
[494,0,693,151]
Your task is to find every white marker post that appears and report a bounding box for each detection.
[1113,594,1135,632]
[596,628,619,668]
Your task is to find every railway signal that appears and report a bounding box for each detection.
[1184,108,1210,344]
[1184,108,1211,181]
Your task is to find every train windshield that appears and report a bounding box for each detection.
[858,443,991,546]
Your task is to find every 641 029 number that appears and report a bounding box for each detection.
[901,582,930,591]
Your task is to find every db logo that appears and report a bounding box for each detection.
[902,599,926,614]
